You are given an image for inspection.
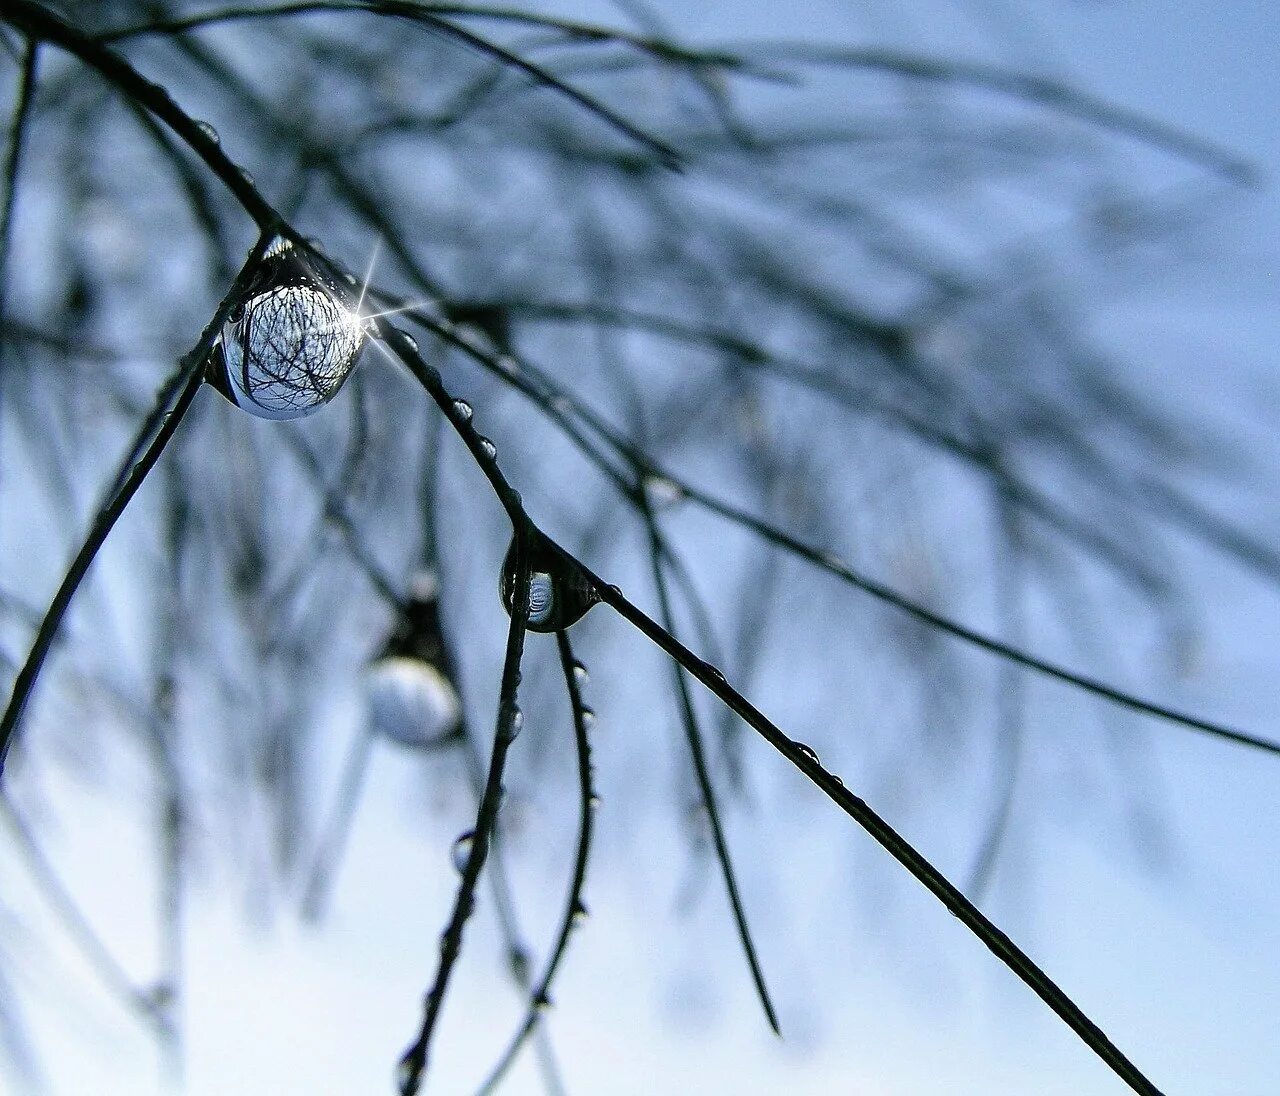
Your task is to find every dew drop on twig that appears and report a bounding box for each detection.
[452,399,473,422]
[193,119,220,145]
[451,831,475,874]
[500,531,600,633]
[211,236,364,419]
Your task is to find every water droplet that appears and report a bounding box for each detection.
[533,994,552,1013]
[212,236,364,419]
[507,707,524,739]
[588,793,602,810]
[366,656,461,749]
[508,948,531,983]
[571,901,589,925]
[238,166,255,187]
[793,740,820,765]
[580,707,596,728]
[645,474,685,508]
[452,399,473,422]
[451,830,475,873]
[496,354,519,376]
[572,662,589,687]
[194,119,220,145]
[500,532,600,633]
[396,1049,422,1095]
[398,330,418,352]
[478,436,497,461]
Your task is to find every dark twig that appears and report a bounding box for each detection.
[475,629,596,1095]
[396,530,532,1095]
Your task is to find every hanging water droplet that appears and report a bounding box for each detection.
[571,901,589,925]
[366,656,461,749]
[211,236,364,419]
[580,707,596,728]
[792,740,820,765]
[477,436,497,461]
[451,830,475,873]
[194,119,220,145]
[507,707,524,739]
[500,532,599,633]
[572,661,589,687]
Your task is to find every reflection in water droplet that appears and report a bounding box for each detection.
[500,531,600,633]
[194,119,220,145]
[451,831,475,873]
[528,573,555,626]
[452,399,473,422]
[214,236,364,419]
[366,656,461,749]
[478,436,497,461]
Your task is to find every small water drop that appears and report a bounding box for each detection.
[645,474,685,508]
[396,1052,420,1096]
[398,330,418,352]
[451,830,475,873]
[571,901,589,925]
[580,707,596,728]
[194,119,220,145]
[452,399,473,422]
[507,707,524,739]
[793,741,820,766]
[572,661,590,687]
[508,947,531,983]
[211,236,364,420]
[477,436,497,461]
[238,166,255,187]
[533,994,552,1014]
[588,793,602,810]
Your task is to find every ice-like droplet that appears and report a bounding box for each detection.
[451,830,475,873]
[499,531,599,633]
[212,236,364,419]
[365,655,461,749]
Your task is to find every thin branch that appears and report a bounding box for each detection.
[475,629,596,1095]
[396,530,531,1095]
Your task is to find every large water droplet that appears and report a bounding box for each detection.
[792,740,821,766]
[451,830,475,873]
[211,236,364,419]
[500,531,599,633]
[366,656,461,749]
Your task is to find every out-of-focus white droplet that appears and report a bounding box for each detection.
[366,655,461,749]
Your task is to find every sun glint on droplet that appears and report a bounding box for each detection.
[210,236,365,420]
